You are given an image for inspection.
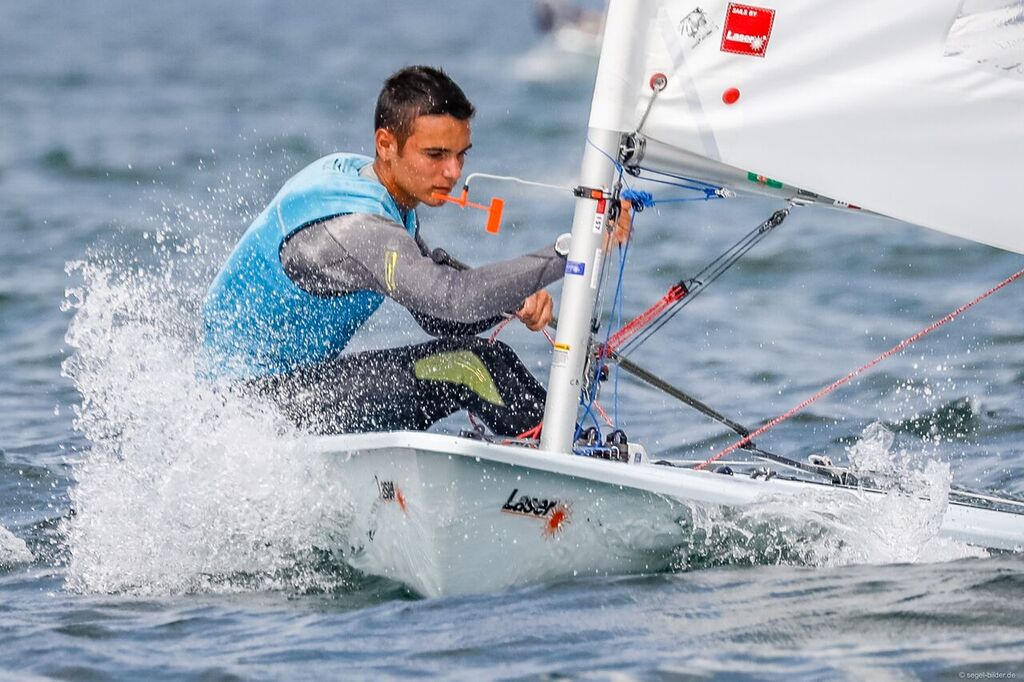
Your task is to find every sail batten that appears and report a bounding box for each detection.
[590,0,1024,254]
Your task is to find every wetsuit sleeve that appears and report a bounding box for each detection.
[406,232,505,336]
[280,213,566,324]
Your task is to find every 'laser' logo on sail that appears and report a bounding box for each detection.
[721,3,775,58]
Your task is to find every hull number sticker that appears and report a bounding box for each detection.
[375,476,407,513]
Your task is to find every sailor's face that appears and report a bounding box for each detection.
[379,114,472,209]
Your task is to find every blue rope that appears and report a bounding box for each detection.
[637,166,721,190]
[586,137,723,203]
[611,210,634,425]
[574,396,603,442]
[620,189,655,209]
[586,137,625,172]
[626,175,722,199]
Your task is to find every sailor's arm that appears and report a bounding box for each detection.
[339,215,564,322]
[280,213,566,324]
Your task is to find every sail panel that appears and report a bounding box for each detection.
[589,0,1024,253]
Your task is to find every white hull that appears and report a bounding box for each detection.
[311,432,1024,598]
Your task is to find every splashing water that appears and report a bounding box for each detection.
[0,526,32,567]
[61,258,357,595]
[833,422,986,563]
[847,421,899,480]
[675,423,985,571]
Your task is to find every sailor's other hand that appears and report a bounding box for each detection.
[517,290,553,331]
[598,199,630,251]
[606,199,632,249]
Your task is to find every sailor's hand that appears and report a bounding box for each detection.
[517,290,553,332]
[613,199,632,245]
[605,199,632,249]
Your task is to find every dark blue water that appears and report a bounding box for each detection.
[2,2,1023,678]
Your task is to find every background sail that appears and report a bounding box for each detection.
[589,0,1024,254]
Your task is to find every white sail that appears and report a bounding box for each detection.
[589,0,1024,254]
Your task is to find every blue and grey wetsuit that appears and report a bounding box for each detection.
[203,153,565,435]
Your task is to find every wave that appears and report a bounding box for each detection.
[39,148,161,183]
[0,525,32,568]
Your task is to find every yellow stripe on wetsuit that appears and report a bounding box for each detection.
[384,250,398,292]
[413,351,506,406]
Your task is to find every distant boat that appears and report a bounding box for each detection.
[513,1,604,81]
[533,0,604,57]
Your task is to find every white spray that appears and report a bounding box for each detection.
[62,257,357,595]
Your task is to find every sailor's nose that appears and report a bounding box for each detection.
[442,157,462,181]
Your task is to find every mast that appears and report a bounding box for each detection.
[538,129,620,453]
[540,0,645,453]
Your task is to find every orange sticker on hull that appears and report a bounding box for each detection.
[543,504,571,537]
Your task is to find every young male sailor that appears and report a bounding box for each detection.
[202,66,571,436]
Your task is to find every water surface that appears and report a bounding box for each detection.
[2,2,1023,678]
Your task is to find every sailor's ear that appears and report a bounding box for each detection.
[375,128,397,161]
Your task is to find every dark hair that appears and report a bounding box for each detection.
[374,66,475,145]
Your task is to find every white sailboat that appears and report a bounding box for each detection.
[317,0,1024,597]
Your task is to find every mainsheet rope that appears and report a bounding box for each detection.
[697,265,1024,470]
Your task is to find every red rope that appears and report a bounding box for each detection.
[516,422,543,440]
[488,316,515,343]
[604,282,688,354]
[593,400,615,427]
[696,266,1024,470]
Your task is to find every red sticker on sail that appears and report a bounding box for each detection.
[721,3,775,58]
